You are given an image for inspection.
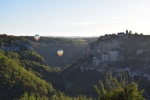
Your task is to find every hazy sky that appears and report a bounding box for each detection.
[0,0,150,36]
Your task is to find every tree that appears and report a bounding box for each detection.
[126,29,128,34]
[94,74,145,100]
[129,30,132,35]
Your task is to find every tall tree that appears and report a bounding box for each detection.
[94,74,145,100]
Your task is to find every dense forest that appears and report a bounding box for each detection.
[0,34,148,100]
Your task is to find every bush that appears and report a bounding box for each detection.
[94,74,145,100]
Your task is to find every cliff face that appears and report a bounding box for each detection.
[77,31,150,70]
[86,33,127,64]
[62,33,150,98]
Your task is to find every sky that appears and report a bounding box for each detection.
[0,0,150,37]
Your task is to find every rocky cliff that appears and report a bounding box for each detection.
[69,31,150,71]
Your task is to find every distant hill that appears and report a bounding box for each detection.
[29,36,98,67]
[0,34,98,67]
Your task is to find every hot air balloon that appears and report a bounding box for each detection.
[34,34,40,41]
[57,50,64,57]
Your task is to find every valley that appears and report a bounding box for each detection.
[0,31,150,99]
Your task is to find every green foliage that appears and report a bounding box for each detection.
[5,51,20,59]
[20,51,45,62]
[19,92,38,100]
[50,91,72,100]
[94,74,145,100]
[1,34,149,100]
[61,68,102,97]
[0,49,94,100]
[0,50,72,100]
[73,95,93,100]
[0,59,48,99]
[21,60,52,76]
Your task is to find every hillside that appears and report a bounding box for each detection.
[0,48,95,100]
[0,34,98,99]
[67,30,150,70]
[61,31,150,99]
[0,34,97,67]
[0,50,69,100]
[27,36,97,67]
[0,33,149,99]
